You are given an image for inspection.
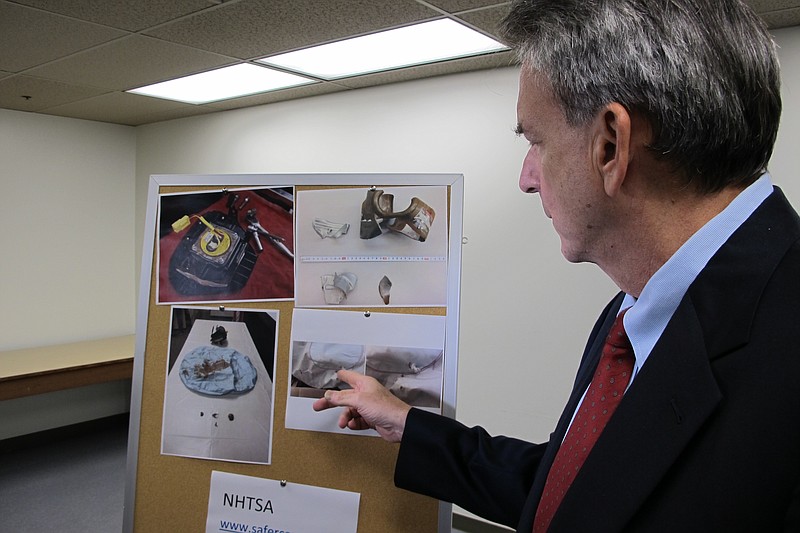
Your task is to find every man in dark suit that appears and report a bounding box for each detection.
[314,0,800,530]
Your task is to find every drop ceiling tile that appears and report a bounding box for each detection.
[455,4,511,37]
[0,2,127,72]
[760,7,800,27]
[425,0,510,13]
[745,0,800,12]
[335,50,515,89]
[24,35,238,91]
[10,0,218,32]
[119,104,225,126]
[0,75,109,111]
[144,0,441,60]
[42,91,210,126]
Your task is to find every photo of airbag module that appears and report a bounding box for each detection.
[169,210,255,295]
[157,187,294,304]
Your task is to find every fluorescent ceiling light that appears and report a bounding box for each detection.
[258,19,507,80]
[127,63,315,104]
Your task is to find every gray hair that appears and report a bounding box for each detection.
[500,0,782,193]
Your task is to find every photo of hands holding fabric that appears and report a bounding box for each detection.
[286,308,445,435]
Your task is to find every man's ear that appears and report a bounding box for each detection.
[592,102,632,197]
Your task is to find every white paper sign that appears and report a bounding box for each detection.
[206,471,360,533]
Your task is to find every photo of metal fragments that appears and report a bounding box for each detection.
[321,272,358,305]
[359,188,435,242]
[294,185,448,307]
[379,275,392,305]
[312,218,350,239]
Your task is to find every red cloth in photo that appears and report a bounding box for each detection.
[158,191,294,303]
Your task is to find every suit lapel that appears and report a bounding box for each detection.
[519,188,800,532]
[548,299,721,532]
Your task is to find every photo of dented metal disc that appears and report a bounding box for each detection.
[179,346,257,396]
[291,341,365,390]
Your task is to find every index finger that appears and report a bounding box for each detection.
[335,368,365,387]
[312,387,353,411]
[311,395,333,412]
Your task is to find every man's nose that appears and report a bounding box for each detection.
[519,144,541,193]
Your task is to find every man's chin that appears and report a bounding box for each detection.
[559,244,591,264]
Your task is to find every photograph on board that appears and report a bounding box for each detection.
[292,342,443,408]
[294,185,448,307]
[161,306,278,464]
[157,187,294,304]
[286,308,445,435]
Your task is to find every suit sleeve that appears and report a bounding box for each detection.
[393,294,626,529]
[394,408,547,528]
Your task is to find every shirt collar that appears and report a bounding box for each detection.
[620,173,774,373]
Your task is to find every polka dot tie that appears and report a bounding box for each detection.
[533,310,634,532]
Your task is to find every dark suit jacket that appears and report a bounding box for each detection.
[395,187,800,532]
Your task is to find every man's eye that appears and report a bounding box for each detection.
[513,125,540,146]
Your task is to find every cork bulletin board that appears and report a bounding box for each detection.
[123,173,463,533]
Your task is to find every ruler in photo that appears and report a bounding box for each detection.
[299,255,447,263]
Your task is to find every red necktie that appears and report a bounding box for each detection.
[533,310,634,532]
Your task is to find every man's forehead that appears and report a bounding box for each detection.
[516,71,551,123]
[518,67,556,101]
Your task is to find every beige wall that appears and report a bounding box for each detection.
[0,110,136,351]
[0,109,135,438]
